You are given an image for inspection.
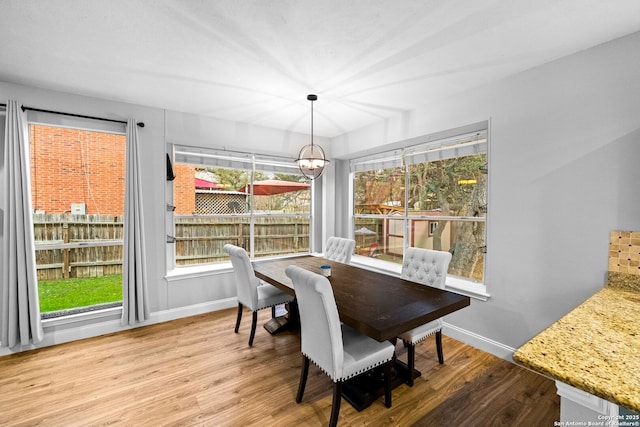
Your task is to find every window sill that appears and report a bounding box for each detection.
[351,254,402,275]
[41,302,122,320]
[350,254,489,301]
[446,276,490,301]
[41,305,122,328]
[166,262,233,282]
[165,252,312,282]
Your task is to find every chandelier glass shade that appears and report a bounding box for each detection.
[297,143,327,180]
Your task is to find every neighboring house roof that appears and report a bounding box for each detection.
[195,178,225,189]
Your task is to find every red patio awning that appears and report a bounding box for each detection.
[237,179,310,196]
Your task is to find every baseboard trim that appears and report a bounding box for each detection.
[443,322,517,362]
[151,298,237,323]
[0,298,237,357]
[2,301,516,362]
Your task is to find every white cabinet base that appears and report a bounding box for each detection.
[556,381,620,424]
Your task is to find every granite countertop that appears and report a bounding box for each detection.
[513,279,640,413]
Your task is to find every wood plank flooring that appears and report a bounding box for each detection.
[0,308,559,426]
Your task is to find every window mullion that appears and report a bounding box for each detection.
[404,161,409,250]
[249,161,255,258]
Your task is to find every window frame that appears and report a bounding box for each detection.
[26,114,128,317]
[166,144,313,274]
[349,125,490,301]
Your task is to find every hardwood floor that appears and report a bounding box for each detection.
[0,308,559,426]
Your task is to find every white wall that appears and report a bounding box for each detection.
[331,31,640,350]
[165,110,329,157]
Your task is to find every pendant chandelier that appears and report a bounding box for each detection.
[296,94,329,180]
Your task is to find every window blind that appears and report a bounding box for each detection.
[174,145,302,175]
[349,149,404,172]
[404,131,487,165]
[349,129,487,172]
[254,153,301,174]
[174,146,253,169]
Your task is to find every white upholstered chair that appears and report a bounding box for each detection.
[324,237,355,264]
[223,244,294,347]
[398,247,452,386]
[285,265,394,427]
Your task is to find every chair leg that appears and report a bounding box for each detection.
[383,360,392,408]
[390,338,398,366]
[296,355,310,403]
[248,311,258,347]
[234,303,243,333]
[436,330,444,364]
[407,342,416,387]
[329,381,342,427]
[271,305,276,318]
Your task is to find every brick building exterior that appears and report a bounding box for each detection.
[29,125,126,215]
[173,163,196,215]
[28,125,242,216]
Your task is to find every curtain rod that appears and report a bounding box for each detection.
[0,103,144,127]
[21,106,144,127]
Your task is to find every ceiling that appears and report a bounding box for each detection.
[2,0,640,138]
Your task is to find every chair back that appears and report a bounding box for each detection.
[285,265,344,381]
[368,243,380,257]
[223,244,259,310]
[324,237,355,264]
[401,247,452,289]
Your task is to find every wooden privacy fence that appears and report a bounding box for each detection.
[174,216,310,265]
[33,214,124,280]
[33,214,310,279]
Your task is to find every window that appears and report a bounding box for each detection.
[29,123,126,316]
[351,128,488,287]
[169,146,311,268]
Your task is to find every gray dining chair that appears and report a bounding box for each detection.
[398,247,452,386]
[324,236,355,264]
[223,244,294,347]
[285,265,394,427]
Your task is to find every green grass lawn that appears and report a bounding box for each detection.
[38,275,122,313]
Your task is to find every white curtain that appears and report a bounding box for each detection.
[122,118,149,325]
[1,100,43,348]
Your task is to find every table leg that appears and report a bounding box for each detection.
[341,360,421,411]
[263,300,300,334]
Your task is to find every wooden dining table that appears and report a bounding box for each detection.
[252,255,471,410]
